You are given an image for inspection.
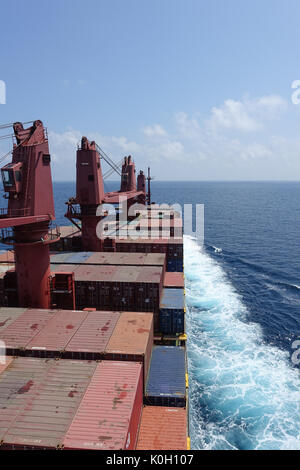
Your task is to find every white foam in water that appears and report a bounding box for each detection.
[184,236,300,450]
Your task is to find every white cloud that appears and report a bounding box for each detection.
[106,136,141,154]
[209,95,287,132]
[175,112,201,138]
[142,124,167,137]
[46,93,300,181]
[159,141,185,160]
[210,99,260,131]
[48,129,81,163]
[240,143,273,161]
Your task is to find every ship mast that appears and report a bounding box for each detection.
[147,166,153,205]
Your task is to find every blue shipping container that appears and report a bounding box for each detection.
[65,252,93,264]
[159,288,185,334]
[159,309,184,334]
[50,252,74,264]
[160,288,184,310]
[145,346,186,407]
[167,259,183,272]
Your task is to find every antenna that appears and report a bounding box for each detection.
[147,167,153,205]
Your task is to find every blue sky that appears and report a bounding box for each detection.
[1,0,300,180]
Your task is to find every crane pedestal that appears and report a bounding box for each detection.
[13,222,59,308]
[81,216,102,251]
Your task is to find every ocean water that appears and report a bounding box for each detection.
[152,181,300,450]
[3,180,300,449]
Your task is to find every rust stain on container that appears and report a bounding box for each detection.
[0,357,98,449]
[0,357,54,444]
[75,265,118,282]
[25,310,89,357]
[0,309,55,355]
[62,361,143,450]
[66,264,162,284]
[64,310,120,360]
[136,406,187,450]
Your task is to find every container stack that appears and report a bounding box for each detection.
[0,202,189,450]
[0,357,143,450]
[144,346,187,407]
[136,407,188,450]
[159,288,185,335]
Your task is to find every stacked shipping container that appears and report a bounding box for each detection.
[0,357,98,449]
[159,288,185,335]
[136,406,187,450]
[0,357,143,450]
[103,311,153,388]
[0,309,153,375]
[62,361,143,450]
[163,271,184,288]
[0,195,188,450]
[51,251,166,271]
[145,346,187,407]
[64,310,120,360]
[51,264,163,313]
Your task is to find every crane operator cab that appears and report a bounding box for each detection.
[1,162,23,195]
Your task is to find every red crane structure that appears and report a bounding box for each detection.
[65,136,148,251]
[0,120,59,308]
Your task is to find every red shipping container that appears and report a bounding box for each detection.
[64,310,120,360]
[62,361,143,450]
[104,311,153,388]
[0,309,55,355]
[25,310,89,358]
[163,272,185,289]
[0,307,27,333]
[0,357,98,449]
[136,406,187,450]
[75,264,118,281]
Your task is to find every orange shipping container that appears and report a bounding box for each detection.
[104,311,153,388]
[163,272,185,288]
[136,406,187,450]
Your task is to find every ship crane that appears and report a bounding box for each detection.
[0,120,59,308]
[65,136,148,251]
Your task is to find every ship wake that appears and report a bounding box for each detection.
[184,236,300,450]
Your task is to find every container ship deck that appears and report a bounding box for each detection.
[0,120,189,451]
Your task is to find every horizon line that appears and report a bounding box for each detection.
[52,179,300,183]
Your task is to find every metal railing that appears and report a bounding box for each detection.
[0,224,60,245]
[0,207,31,217]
